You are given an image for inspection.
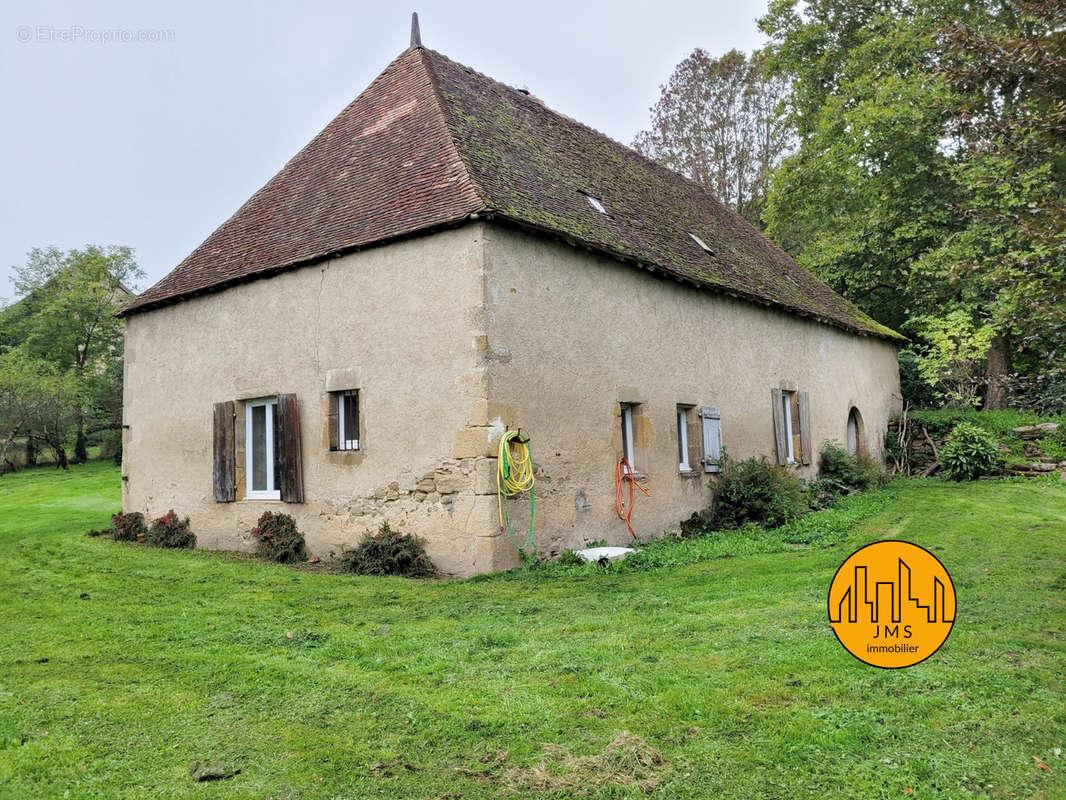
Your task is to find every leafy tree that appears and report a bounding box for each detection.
[0,351,79,470]
[759,0,1065,409]
[759,0,967,333]
[929,0,1066,407]
[907,311,995,408]
[633,49,794,225]
[1,245,141,464]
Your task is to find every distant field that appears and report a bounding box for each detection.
[0,462,1064,798]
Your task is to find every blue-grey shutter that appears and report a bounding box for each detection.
[700,406,722,473]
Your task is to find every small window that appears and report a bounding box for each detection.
[245,397,280,499]
[781,390,797,463]
[688,232,715,255]
[330,389,359,451]
[772,388,810,466]
[620,403,636,467]
[677,407,690,471]
[778,391,805,465]
[585,194,607,214]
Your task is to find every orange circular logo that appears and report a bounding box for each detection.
[828,540,955,668]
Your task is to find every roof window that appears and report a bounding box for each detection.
[585,194,607,214]
[688,232,715,255]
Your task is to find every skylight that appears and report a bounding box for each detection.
[585,195,607,214]
[688,232,715,255]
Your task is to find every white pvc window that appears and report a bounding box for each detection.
[245,397,280,499]
[621,404,635,467]
[781,391,796,464]
[677,408,690,471]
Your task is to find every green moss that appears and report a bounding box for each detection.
[428,50,902,340]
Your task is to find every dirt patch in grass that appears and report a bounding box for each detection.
[504,732,668,794]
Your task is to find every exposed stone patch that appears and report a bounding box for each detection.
[320,458,494,525]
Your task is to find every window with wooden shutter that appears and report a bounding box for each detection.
[212,401,235,502]
[276,393,304,503]
[700,406,722,473]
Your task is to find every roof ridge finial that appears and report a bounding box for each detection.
[410,12,422,48]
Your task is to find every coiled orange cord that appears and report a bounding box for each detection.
[616,456,650,538]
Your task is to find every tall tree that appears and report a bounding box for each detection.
[759,0,967,334]
[3,245,141,462]
[759,0,1063,407]
[633,49,794,226]
[930,0,1066,407]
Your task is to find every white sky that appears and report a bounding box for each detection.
[1,0,769,298]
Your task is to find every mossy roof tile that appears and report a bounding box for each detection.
[118,46,902,341]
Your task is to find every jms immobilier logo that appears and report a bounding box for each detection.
[828,540,956,668]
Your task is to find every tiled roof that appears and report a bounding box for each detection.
[118,46,901,340]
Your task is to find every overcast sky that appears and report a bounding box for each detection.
[1,0,769,299]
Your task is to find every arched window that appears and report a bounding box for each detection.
[846,407,865,457]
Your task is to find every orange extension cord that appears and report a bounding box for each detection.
[615,456,650,539]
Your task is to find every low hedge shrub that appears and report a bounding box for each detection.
[808,441,886,509]
[109,511,147,542]
[338,523,436,577]
[250,511,306,563]
[707,454,808,530]
[146,510,196,549]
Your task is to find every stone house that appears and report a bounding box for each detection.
[118,35,902,576]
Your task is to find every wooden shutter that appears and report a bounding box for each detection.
[798,391,812,466]
[276,393,305,503]
[328,392,340,451]
[700,406,723,473]
[212,401,235,502]
[771,388,788,465]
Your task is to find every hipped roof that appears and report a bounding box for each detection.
[118,45,901,341]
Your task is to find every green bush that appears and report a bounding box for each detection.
[708,455,808,529]
[145,510,196,549]
[907,408,1045,440]
[898,348,939,409]
[807,441,885,509]
[940,422,1000,481]
[555,549,586,567]
[110,511,147,542]
[250,511,306,563]
[1038,433,1066,461]
[98,430,123,465]
[337,523,436,577]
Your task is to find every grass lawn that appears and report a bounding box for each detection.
[1,463,1064,799]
